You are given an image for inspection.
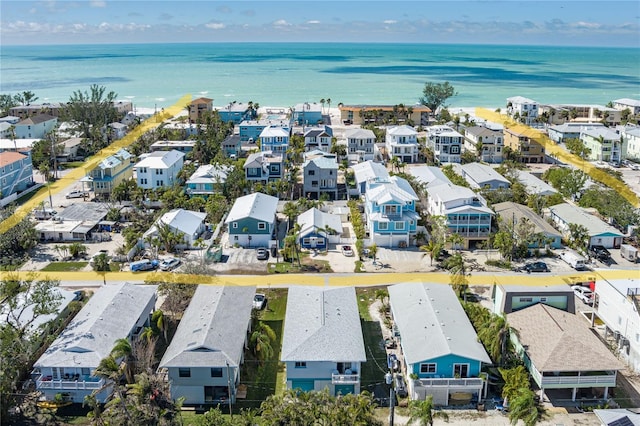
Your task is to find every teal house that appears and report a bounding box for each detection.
[388,283,491,405]
[224,192,278,248]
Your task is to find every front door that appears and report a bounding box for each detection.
[453,363,469,378]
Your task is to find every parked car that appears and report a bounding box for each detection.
[571,285,594,305]
[522,261,549,273]
[394,375,408,398]
[65,190,88,199]
[256,247,269,261]
[253,293,267,310]
[387,353,399,372]
[341,245,354,257]
[590,245,611,262]
[130,259,159,272]
[159,257,181,271]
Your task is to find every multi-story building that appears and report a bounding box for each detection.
[186,164,230,198]
[621,126,640,161]
[541,104,621,126]
[0,151,33,201]
[547,123,605,144]
[504,128,545,163]
[338,104,431,126]
[225,192,278,248]
[302,151,339,200]
[83,149,134,199]
[217,102,254,124]
[345,128,376,163]
[506,96,539,125]
[463,125,503,163]
[386,125,419,163]
[259,126,290,154]
[291,102,323,126]
[613,98,640,115]
[239,119,289,143]
[426,125,463,164]
[303,126,333,152]
[14,114,57,139]
[134,150,185,190]
[188,97,213,122]
[9,103,65,119]
[580,127,626,164]
[243,151,284,184]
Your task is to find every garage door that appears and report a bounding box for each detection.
[291,380,315,392]
[334,384,355,396]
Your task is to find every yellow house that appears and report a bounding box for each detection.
[504,128,545,163]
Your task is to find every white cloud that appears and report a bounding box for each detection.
[383,20,397,25]
[205,22,225,30]
[307,20,320,24]
[90,0,106,8]
[273,19,291,27]
[572,21,602,30]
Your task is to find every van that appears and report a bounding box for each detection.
[620,244,639,263]
[34,208,57,220]
[559,249,587,270]
[130,259,159,272]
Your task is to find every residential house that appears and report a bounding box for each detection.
[547,203,623,249]
[426,180,493,248]
[239,119,289,143]
[32,283,156,403]
[386,125,419,163]
[345,128,376,162]
[107,122,127,140]
[159,285,255,405]
[259,126,290,154]
[225,192,278,248]
[281,286,366,395]
[222,134,242,158]
[291,102,323,126]
[507,304,624,402]
[512,170,558,197]
[296,207,343,249]
[594,409,640,426]
[352,160,389,195]
[493,202,562,249]
[134,149,185,190]
[161,122,199,138]
[506,96,539,125]
[504,128,545,163]
[150,140,196,153]
[83,148,133,199]
[365,175,419,248]
[217,102,253,124]
[547,123,605,144]
[464,125,503,163]
[408,165,451,187]
[454,163,510,191]
[243,151,284,184]
[188,97,213,122]
[580,127,626,164]
[0,151,34,200]
[9,103,64,119]
[303,126,333,152]
[143,209,207,248]
[426,125,463,164]
[594,278,640,374]
[186,164,229,198]
[112,100,133,115]
[302,151,339,200]
[622,126,640,161]
[542,104,621,126]
[14,114,57,139]
[56,137,84,162]
[492,284,575,315]
[35,203,110,242]
[338,104,431,126]
[0,116,21,125]
[0,122,12,139]
[613,98,640,116]
[388,283,491,405]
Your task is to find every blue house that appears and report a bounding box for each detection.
[186,164,230,198]
[0,151,34,203]
[239,119,289,143]
[291,102,323,126]
[365,176,420,248]
[243,151,284,184]
[296,208,343,249]
[225,192,278,248]
[217,102,254,124]
[259,126,290,154]
[388,283,491,405]
[352,161,389,196]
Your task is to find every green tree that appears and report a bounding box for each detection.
[64,84,119,144]
[0,94,18,115]
[478,315,516,366]
[92,252,110,272]
[14,90,38,106]
[420,240,443,266]
[568,223,589,255]
[250,322,276,364]
[419,81,457,114]
[151,309,168,342]
[110,338,134,383]
[69,242,87,258]
[499,365,530,406]
[407,395,449,426]
[443,254,468,299]
[508,388,540,426]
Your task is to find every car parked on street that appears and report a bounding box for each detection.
[522,261,549,273]
[65,190,88,199]
[394,374,408,398]
[341,245,354,257]
[256,247,269,261]
[253,293,267,310]
[571,285,594,305]
[130,259,159,272]
[159,257,181,271]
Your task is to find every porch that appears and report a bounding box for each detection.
[410,377,485,406]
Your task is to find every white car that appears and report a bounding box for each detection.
[341,245,354,257]
[571,285,594,305]
[65,190,88,199]
[159,257,181,271]
[253,293,267,310]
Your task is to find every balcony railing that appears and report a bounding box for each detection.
[416,377,484,388]
[540,374,616,387]
[331,373,360,384]
[36,376,105,391]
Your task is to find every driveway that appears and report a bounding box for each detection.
[211,247,268,273]
[361,247,432,273]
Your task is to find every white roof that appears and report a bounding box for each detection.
[158,209,206,236]
[409,165,452,186]
[244,151,283,168]
[426,125,463,138]
[549,203,623,237]
[186,164,229,184]
[297,208,342,237]
[367,176,418,205]
[457,163,510,187]
[614,98,640,107]
[345,128,376,139]
[281,286,366,362]
[225,192,278,223]
[388,283,491,365]
[388,125,417,136]
[580,127,621,140]
[513,170,557,196]
[507,96,537,104]
[35,283,156,368]
[134,149,184,169]
[259,126,289,138]
[352,161,389,186]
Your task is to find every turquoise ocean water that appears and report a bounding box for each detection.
[1,43,639,109]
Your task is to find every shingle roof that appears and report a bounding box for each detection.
[345,128,376,139]
[35,283,156,368]
[225,192,278,223]
[0,151,27,167]
[409,166,452,186]
[159,286,254,368]
[388,283,491,365]
[493,202,561,238]
[17,114,57,125]
[458,163,510,187]
[281,286,366,362]
[507,304,624,372]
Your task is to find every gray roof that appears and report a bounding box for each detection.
[465,126,502,138]
[297,208,342,237]
[493,202,562,239]
[345,128,376,140]
[581,127,621,141]
[159,286,254,368]
[513,170,557,196]
[408,165,452,186]
[281,286,366,362]
[35,283,156,368]
[548,203,623,237]
[225,192,279,223]
[303,154,339,170]
[352,161,389,186]
[457,163,510,188]
[388,283,491,365]
[507,304,624,372]
[594,409,640,426]
[157,208,206,236]
[58,203,110,222]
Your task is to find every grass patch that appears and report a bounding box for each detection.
[41,261,88,272]
[354,260,364,273]
[267,255,332,274]
[59,161,86,169]
[485,259,512,270]
[259,288,288,322]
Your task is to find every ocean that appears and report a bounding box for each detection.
[1,42,639,109]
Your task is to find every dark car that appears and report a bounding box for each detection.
[523,261,549,273]
[590,245,611,261]
[394,375,408,398]
[256,247,269,261]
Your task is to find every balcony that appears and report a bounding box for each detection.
[332,372,360,384]
[36,375,105,391]
[416,377,484,388]
[540,374,616,388]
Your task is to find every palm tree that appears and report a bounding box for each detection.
[420,240,443,266]
[320,98,326,114]
[508,388,540,426]
[110,338,134,383]
[93,355,133,424]
[283,201,299,229]
[498,365,530,407]
[152,310,168,341]
[250,322,276,365]
[478,314,516,366]
[447,233,464,252]
[444,253,468,299]
[139,326,155,344]
[407,395,449,425]
[374,288,388,309]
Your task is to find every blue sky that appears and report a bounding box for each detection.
[1,0,639,46]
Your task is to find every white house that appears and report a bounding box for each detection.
[159,285,255,405]
[225,192,278,248]
[506,96,539,125]
[14,114,57,139]
[345,128,376,162]
[426,125,463,164]
[296,207,343,250]
[621,126,640,161]
[143,209,207,248]
[595,278,640,374]
[32,283,156,403]
[134,149,185,189]
[454,163,510,191]
[613,98,640,115]
[464,125,503,163]
[281,286,366,396]
[352,160,390,195]
[386,125,419,163]
[547,203,623,249]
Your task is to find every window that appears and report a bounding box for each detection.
[295,362,307,368]
[81,368,90,375]
[540,297,547,302]
[303,238,311,245]
[308,170,315,176]
[519,297,533,302]
[258,222,266,230]
[395,221,405,230]
[211,368,223,377]
[232,222,238,229]
[378,222,388,230]
[156,181,162,186]
[179,368,191,378]
[420,363,436,374]
[453,363,469,378]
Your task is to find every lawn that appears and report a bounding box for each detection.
[267,253,332,274]
[41,261,88,272]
